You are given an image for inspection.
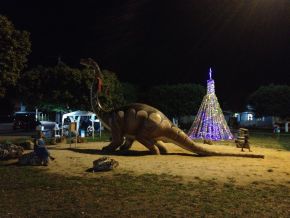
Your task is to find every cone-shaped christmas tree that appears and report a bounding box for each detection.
[188,68,233,141]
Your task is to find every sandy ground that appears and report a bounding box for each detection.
[38,141,290,186]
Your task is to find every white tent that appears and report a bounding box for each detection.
[61,110,102,138]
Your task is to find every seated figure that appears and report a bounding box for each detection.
[35,133,55,166]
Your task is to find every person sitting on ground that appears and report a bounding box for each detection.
[35,133,55,166]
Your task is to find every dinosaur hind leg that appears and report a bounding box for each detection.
[137,138,160,155]
[155,140,168,154]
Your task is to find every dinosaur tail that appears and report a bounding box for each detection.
[164,126,264,158]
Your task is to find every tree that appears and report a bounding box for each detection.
[19,64,125,112]
[145,84,205,119]
[0,15,31,97]
[19,64,91,111]
[248,85,290,118]
[121,82,139,104]
[98,70,125,110]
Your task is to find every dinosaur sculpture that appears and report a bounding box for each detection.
[80,58,264,158]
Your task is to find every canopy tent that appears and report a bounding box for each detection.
[61,110,102,138]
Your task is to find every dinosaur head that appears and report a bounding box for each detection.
[80,58,104,80]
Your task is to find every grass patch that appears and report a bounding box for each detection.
[0,166,289,217]
[194,131,290,151]
[66,130,111,144]
[249,132,290,151]
[86,130,111,142]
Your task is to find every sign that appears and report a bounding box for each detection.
[69,122,77,132]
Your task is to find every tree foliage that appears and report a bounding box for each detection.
[19,64,125,112]
[248,85,290,118]
[145,84,205,118]
[0,15,31,97]
[121,82,139,104]
[98,69,125,110]
[19,64,88,111]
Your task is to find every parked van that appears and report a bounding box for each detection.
[13,112,38,130]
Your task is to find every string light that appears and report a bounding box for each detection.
[188,68,233,141]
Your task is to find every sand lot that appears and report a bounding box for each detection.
[40,141,290,186]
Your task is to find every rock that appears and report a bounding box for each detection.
[0,144,24,160]
[18,152,42,165]
[19,140,34,150]
[0,149,9,159]
[92,157,119,172]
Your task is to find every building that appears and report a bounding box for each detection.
[233,105,289,132]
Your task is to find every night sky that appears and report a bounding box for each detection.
[1,0,290,110]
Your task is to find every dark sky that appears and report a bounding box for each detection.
[1,0,290,110]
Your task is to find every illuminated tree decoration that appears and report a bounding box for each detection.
[188,68,233,141]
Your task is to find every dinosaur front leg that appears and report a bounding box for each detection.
[102,122,124,152]
[102,142,123,152]
[119,137,134,151]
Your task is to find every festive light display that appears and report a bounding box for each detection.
[188,68,233,141]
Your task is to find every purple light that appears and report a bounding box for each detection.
[207,79,215,94]
[209,68,212,80]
